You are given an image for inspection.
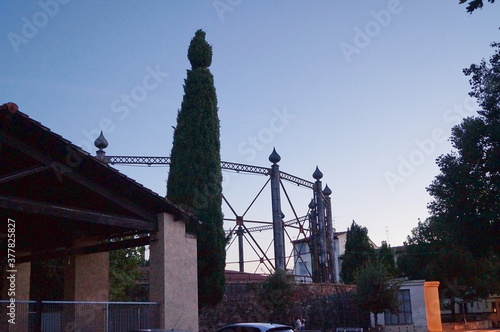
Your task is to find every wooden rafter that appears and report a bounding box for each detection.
[0,195,157,231]
[1,132,157,222]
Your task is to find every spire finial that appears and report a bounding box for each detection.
[309,199,316,209]
[323,184,332,196]
[269,148,281,164]
[94,131,108,150]
[313,166,323,180]
[94,131,108,161]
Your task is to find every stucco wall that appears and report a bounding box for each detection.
[150,213,198,332]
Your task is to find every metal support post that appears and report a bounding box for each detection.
[324,184,337,283]
[313,166,328,282]
[269,149,285,271]
[237,225,244,272]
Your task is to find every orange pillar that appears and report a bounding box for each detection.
[424,281,442,332]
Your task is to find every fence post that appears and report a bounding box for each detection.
[105,302,109,332]
[34,300,42,332]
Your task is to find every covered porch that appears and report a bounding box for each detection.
[0,103,198,331]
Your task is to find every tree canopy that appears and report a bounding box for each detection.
[166,29,226,308]
[258,270,297,324]
[340,221,375,284]
[109,246,147,301]
[377,242,397,278]
[399,42,500,311]
[355,261,400,326]
[459,0,495,13]
[427,42,500,260]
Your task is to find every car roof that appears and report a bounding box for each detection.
[217,322,293,331]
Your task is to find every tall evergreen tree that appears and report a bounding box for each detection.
[340,221,375,284]
[166,29,225,308]
[377,242,397,277]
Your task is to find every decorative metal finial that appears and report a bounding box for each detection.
[94,131,108,161]
[94,131,108,150]
[309,199,316,209]
[323,184,332,196]
[269,148,281,164]
[313,166,323,180]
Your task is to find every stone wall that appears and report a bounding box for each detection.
[199,282,364,332]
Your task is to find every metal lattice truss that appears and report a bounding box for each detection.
[106,156,313,188]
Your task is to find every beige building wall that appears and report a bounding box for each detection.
[377,280,442,332]
[150,212,198,331]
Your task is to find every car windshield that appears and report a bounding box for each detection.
[217,326,294,332]
[269,328,294,332]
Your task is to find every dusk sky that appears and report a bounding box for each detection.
[2,1,499,272]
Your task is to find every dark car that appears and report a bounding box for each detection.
[128,330,191,332]
[216,322,294,332]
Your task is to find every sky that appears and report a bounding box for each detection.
[1,1,499,273]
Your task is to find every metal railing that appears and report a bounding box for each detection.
[0,300,160,332]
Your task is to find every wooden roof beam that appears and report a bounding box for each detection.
[0,195,157,231]
[1,132,158,221]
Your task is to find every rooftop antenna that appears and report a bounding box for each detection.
[385,226,390,245]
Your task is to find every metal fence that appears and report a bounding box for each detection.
[0,300,160,332]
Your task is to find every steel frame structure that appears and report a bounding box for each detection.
[100,150,338,283]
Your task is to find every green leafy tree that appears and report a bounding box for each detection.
[355,261,400,326]
[30,258,65,300]
[459,0,495,13]
[340,221,375,284]
[414,44,500,312]
[258,270,296,324]
[377,242,397,277]
[426,42,500,259]
[109,246,147,301]
[397,220,498,321]
[166,29,225,308]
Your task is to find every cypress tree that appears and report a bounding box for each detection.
[166,29,225,307]
[340,220,375,284]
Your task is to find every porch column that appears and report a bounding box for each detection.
[149,213,198,332]
[64,238,109,332]
[64,238,109,301]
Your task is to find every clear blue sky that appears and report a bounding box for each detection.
[2,1,499,272]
